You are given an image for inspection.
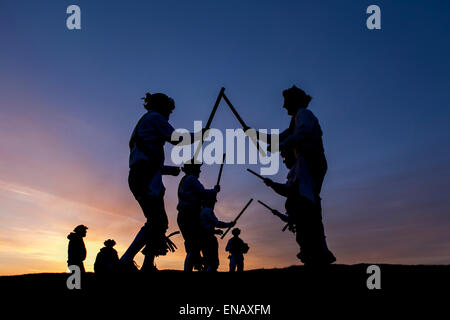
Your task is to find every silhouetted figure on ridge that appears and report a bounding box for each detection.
[67,224,88,273]
[121,92,196,272]
[225,228,249,272]
[177,163,220,271]
[199,197,235,272]
[264,85,335,266]
[94,239,119,275]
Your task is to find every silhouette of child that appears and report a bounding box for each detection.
[94,239,120,275]
[67,225,88,273]
[225,228,249,272]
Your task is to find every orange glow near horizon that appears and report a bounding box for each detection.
[3,174,447,276]
[0,106,303,275]
[0,179,302,275]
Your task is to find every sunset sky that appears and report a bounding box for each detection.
[1,1,450,275]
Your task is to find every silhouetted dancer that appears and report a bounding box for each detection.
[264,85,335,266]
[199,197,235,272]
[177,163,219,271]
[67,225,88,273]
[225,228,249,272]
[121,92,196,272]
[94,239,119,275]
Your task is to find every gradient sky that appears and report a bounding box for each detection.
[1,0,449,275]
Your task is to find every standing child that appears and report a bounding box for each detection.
[225,228,249,272]
[94,239,120,275]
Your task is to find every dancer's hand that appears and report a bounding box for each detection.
[214,185,221,193]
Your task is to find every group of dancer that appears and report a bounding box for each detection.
[67,85,335,274]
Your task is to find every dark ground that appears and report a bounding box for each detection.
[1,264,449,317]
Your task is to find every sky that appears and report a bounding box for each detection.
[0,0,449,275]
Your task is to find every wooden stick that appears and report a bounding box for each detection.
[222,93,266,157]
[257,200,273,211]
[167,231,180,238]
[222,93,247,129]
[193,87,225,163]
[216,153,226,186]
[205,87,225,130]
[246,168,265,180]
[258,200,290,232]
[221,199,253,239]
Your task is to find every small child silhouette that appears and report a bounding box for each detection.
[94,239,120,275]
[225,228,249,272]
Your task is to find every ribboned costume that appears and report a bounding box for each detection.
[279,107,335,265]
[122,110,180,266]
[199,206,233,271]
[177,173,217,270]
